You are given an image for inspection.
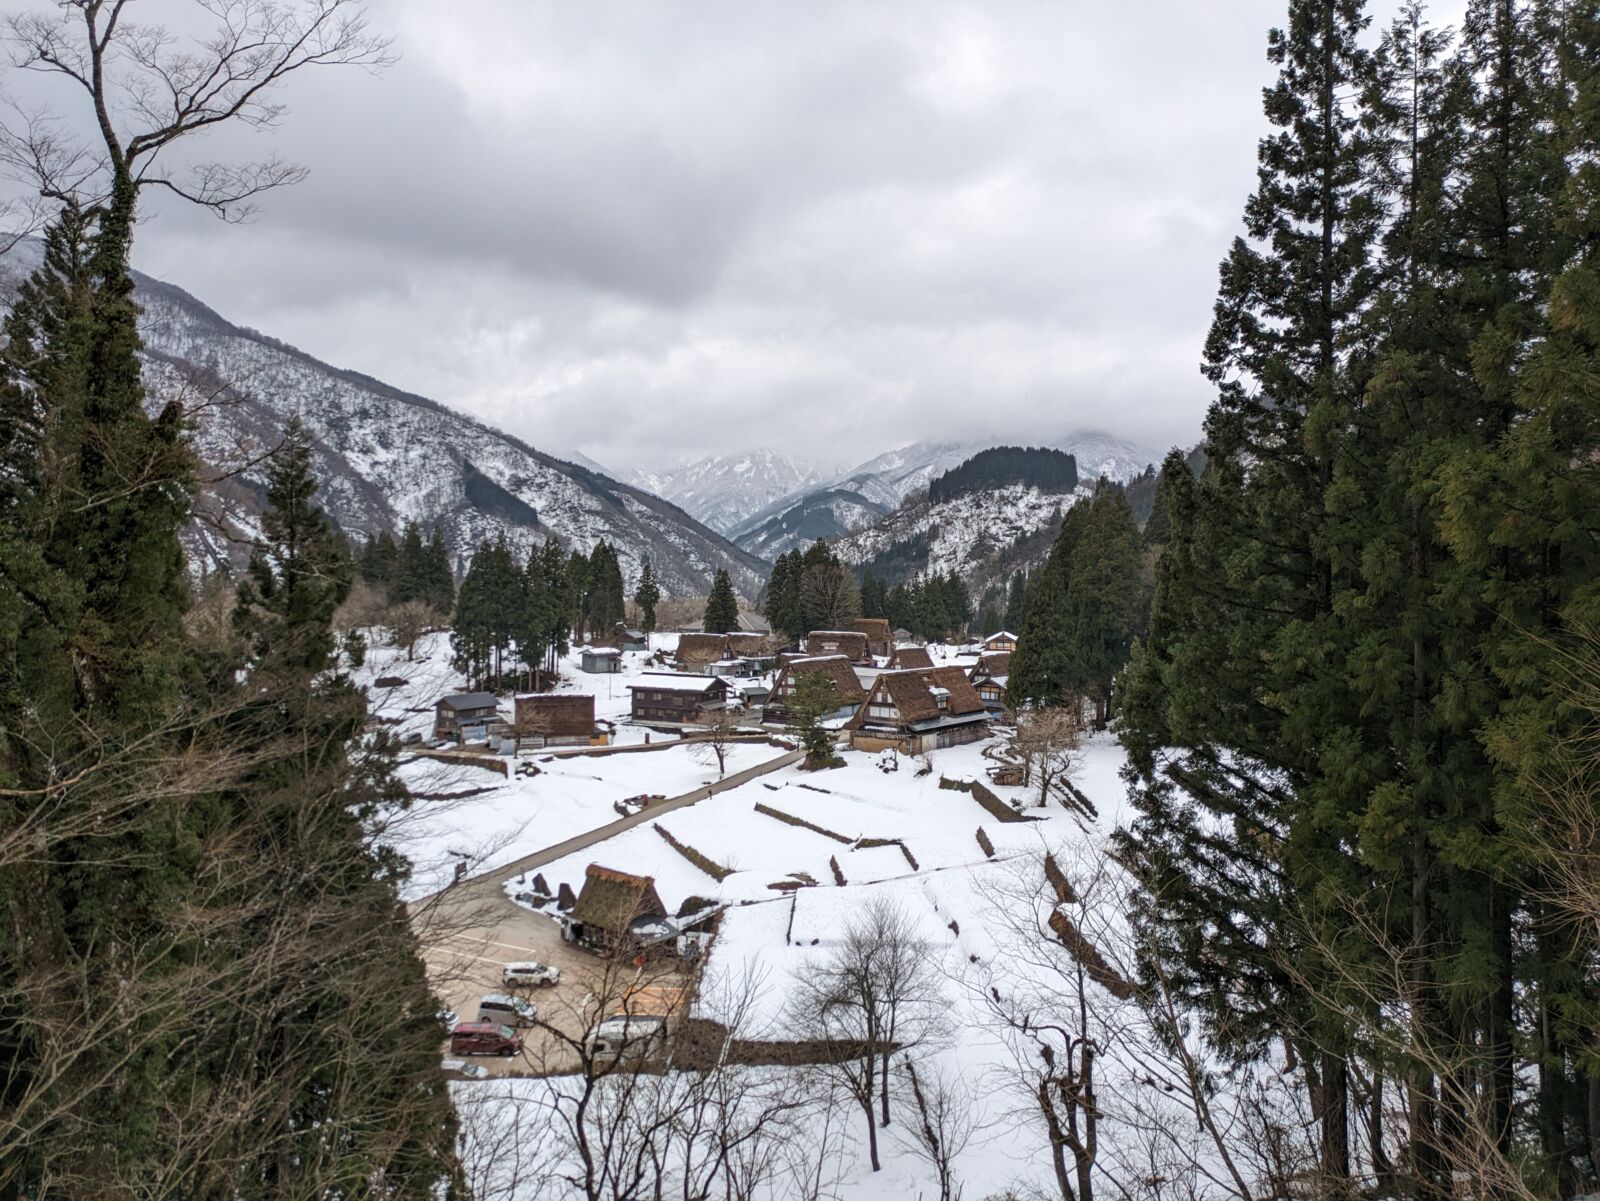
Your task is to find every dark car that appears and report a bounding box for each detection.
[449,1021,523,1057]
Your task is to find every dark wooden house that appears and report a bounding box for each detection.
[628,672,737,725]
[982,630,1019,654]
[847,666,990,753]
[434,691,499,740]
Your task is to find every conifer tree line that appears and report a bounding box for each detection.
[356,521,456,613]
[1115,0,1600,1194]
[1008,484,1148,727]
[0,207,458,1192]
[762,539,862,642]
[0,6,461,1192]
[860,567,974,642]
[449,536,633,688]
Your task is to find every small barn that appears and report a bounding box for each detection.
[887,645,935,670]
[514,693,605,748]
[804,630,871,663]
[847,665,991,754]
[568,864,668,953]
[434,691,499,740]
[580,647,622,674]
[982,631,1019,654]
[851,617,893,658]
[628,672,738,725]
[613,622,649,651]
[764,654,868,724]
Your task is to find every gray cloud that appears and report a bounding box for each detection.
[6,0,1461,473]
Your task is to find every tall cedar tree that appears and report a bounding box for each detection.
[763,550,805,642]
[1114,0,1386,1179]
[704,568,740,634]
[634,559,661,633]
[0,189,199,1189]
[227,420,458,1193]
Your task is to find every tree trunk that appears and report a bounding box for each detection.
[1321,1050,1350,1181]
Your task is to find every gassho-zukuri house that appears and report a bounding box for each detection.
[847,665,991,753]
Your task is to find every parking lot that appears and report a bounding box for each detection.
[416,871,691,1078]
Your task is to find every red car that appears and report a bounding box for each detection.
[449,1022,523,1057]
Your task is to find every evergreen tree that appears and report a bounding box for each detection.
[358,529,400,592]
[225,423,458,1193]
[565,550,593,642]
[859,570,889,619]
[422,526,455,612]
[1115,0,1389,1175]
[704,569,740,634]
[585,540,626,634]
[390,521,428,605]
[796,540,860,632]
[1065,489,1144,726]
[763,551,805,642]
[634,558,661,633]
[1002,571,1027,634]
[0,191,200,1188]
[1009,502,1090,707]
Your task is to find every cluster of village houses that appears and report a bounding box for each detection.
[426,621,1017,967]
[432,618,1017,758]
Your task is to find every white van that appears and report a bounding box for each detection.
[477,993,538,1027]
[585,1015,666,1059]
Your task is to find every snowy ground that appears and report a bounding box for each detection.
[358,630,785,899]
[363,630,1216,1198]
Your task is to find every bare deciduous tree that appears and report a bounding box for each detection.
[1010,706,1086,810]
[2,0,393,218]
[792,895,946,1173]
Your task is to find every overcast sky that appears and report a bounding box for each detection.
[5,1,1459,475]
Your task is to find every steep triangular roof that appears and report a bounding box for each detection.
[572,863,665,933]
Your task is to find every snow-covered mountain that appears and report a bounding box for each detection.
[833,480,1091,598]
[628,450,835,535]
[0,245,769,600]
[731,433,1156,561]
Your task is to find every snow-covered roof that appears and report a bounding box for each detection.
[582,647,621,657]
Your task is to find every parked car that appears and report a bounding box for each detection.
[449,1022,523,1058]
[502,961,561,988]
[440,1057,491,1080]
[585,1015,666,1060]
[477,993,538,1027]
[436,1008,459,1033]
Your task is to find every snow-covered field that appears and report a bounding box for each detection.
[364,629,1252,1199]
[360,630,784,898]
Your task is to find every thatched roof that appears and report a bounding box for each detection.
[676,633,730,665]
[514,693,595,737]
[805,630,870,662]
[870,666,987,724]
[572,863,666,934]
[973,651,1012,678]
[772,655,867,706]
[887,646,934,670]
[852,617,892,642]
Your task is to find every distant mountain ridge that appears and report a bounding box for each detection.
[0,242,770,599]
[627,449,836,535]
[726,433,1157,561]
